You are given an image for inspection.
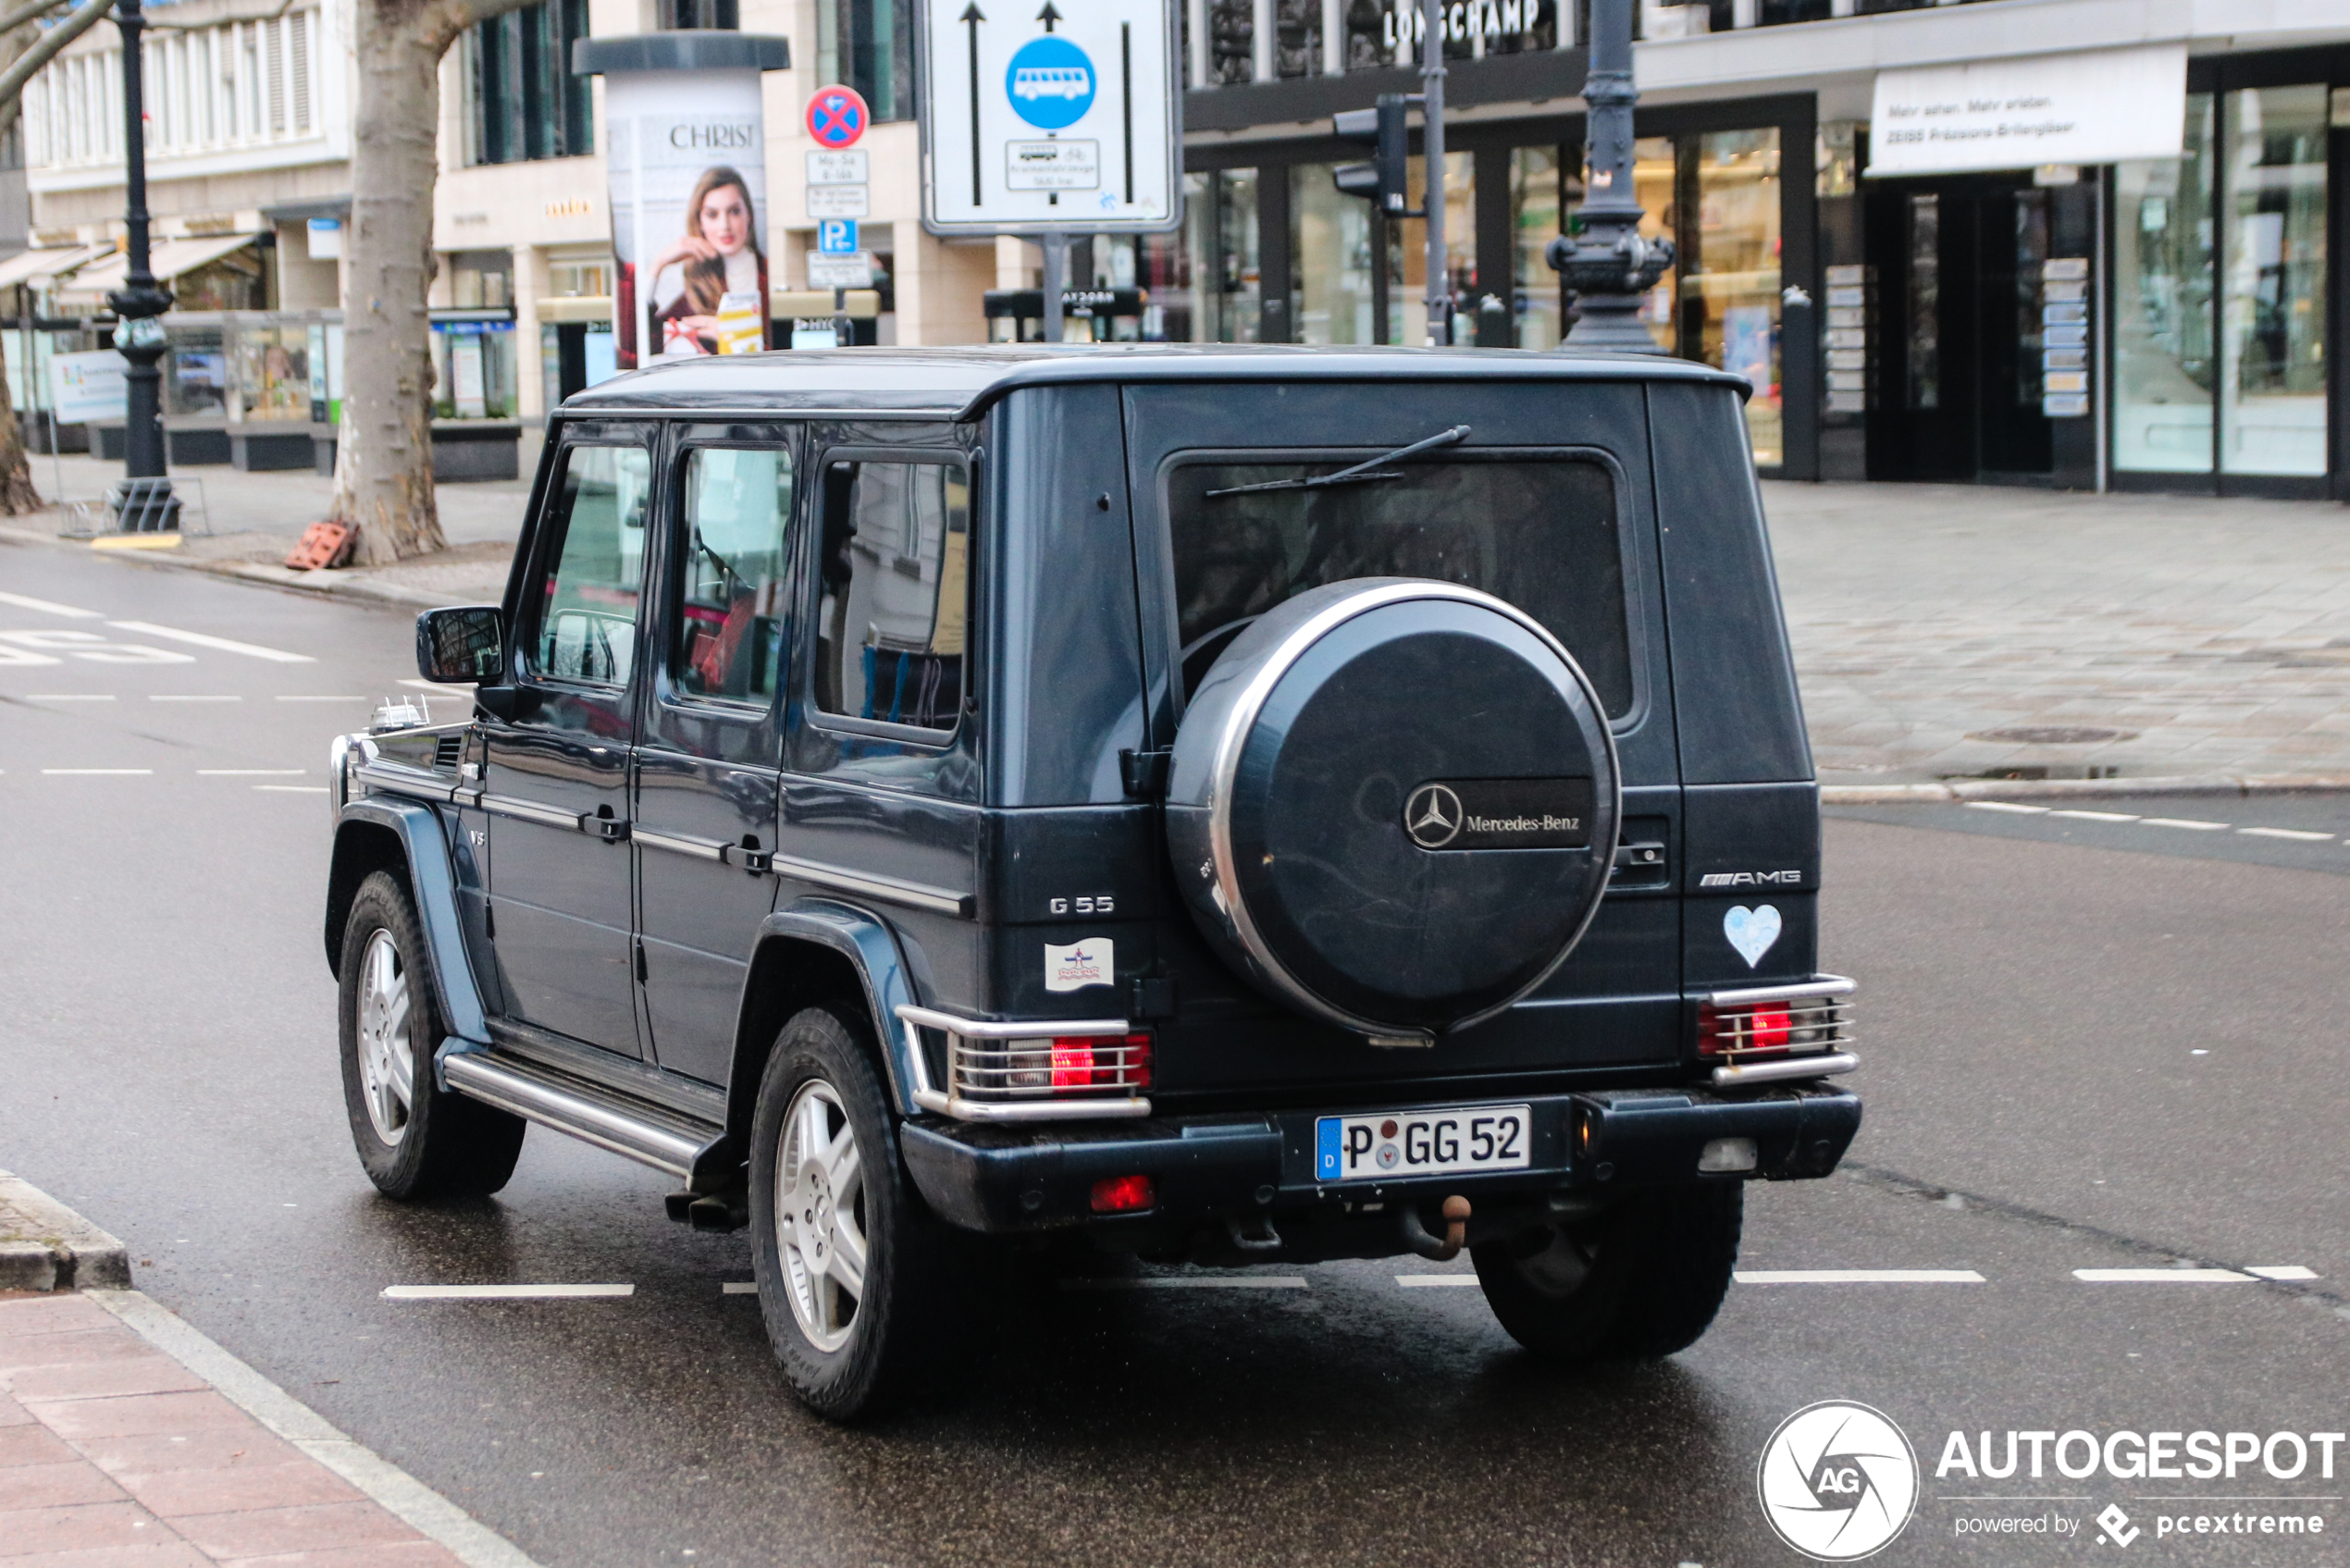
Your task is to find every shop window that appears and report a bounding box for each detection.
[171,254,266,313]
[818,0,916,122]
[2220,84,2328,477]
[432,323,520,420]
[549,260,614,300]
[1291,152,1472,344]
[2113,93,2216,475]
[236,326,313,423]
[1183,168,1262,341]
[659,0,737,24]
[1509,147,1562,350]
[165,329,228,418]
[451,253,513,310]
[467,0,593,166]
[1755,0,1828,20]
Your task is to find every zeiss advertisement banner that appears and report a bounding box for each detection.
[600,68,772,369]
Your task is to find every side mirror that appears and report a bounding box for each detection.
[414,605,504,685]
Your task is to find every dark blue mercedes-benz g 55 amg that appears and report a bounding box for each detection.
[326,345,1859,1419]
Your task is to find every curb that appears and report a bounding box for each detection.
[0,1167,131,1292]
[0,519,463,611]
[1822,774,2350,804]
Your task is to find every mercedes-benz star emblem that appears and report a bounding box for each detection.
[1404,783,1463,848]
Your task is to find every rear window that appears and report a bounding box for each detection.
[1166,456,1632,715]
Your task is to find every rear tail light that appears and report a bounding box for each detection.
[959,1031,1153,1101]
[1090,1173,1156,1213]
[1698,982,1854,1060]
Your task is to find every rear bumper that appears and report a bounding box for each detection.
[899,1081,1861,1235]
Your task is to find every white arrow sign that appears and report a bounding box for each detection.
[919,0,1180,235]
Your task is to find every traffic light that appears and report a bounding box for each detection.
[1332,93,1416,217]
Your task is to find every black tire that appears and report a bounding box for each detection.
[337,870,526,1200]
[1471,1183,1743,1361]
[748,1004,967,1421]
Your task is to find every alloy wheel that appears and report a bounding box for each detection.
[774,1079,869,1353]
[355,928,414,1145]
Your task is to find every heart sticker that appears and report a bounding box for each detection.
[1723,905,1782,969]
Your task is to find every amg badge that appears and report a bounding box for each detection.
[1402,777,1594,851]
[1698,870,1803,888]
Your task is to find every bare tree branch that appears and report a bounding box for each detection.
[143,0,300,31]
[0,0,66,40]
[0,0,112,108]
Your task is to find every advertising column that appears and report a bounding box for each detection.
[574,32,794,370]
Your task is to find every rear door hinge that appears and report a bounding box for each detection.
[1119,748,1171,798]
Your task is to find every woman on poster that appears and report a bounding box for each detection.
[646,167,770,356]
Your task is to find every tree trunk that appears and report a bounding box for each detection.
[330,0,449,564]
[0,49,43,514]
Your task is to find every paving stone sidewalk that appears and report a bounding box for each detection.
[1763,481,2350,785]
[0,1293,476,1566]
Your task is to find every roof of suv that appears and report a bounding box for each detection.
[559,343,1752,421]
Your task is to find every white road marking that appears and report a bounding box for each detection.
[2142,817,2231,831]
[1059,1277,1309,1290]
[2237,826,2334,842]
[1737,1268,1987,1284]
[41,768,153,775]
[276,695,366,701]
[200,769,307,775]
[149,694,241,702]
[1396,1275,1480,1288]
[381,1283,635,1300]
[2050,809,2139,822]
[107,620,315,663]
[720,1282,758,1295]
[91,1290,545,1568]
[2245,1266,2320,1281]
[256,784,330,794]
[1965,801,2049,815]
[2074,1267,2252,1283]
[401,679,473,692]
[0,590,101,618]
[24,693,115,701]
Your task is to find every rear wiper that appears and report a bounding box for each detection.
[1203,424,1471,499]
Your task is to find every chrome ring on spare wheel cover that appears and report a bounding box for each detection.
[356,928,415,1145]
[774,1080,869,1353]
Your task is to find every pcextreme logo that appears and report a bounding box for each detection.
[1757,1401,1921,1561]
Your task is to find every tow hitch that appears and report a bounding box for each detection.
[1399,1195,1473,1261]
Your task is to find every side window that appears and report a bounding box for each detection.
[673,446,794,704]
[534,444,651,686]
[813,458,970,732]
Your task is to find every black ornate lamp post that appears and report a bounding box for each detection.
[105,0,173,497]
[1548,0,1672,352]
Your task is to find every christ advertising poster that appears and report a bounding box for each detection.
[601,68,771,369]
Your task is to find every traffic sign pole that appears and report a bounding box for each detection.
[1039,230,1065,342]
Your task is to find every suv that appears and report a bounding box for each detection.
[327,346,1859,1419]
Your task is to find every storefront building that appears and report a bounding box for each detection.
[1170,0,2350,496]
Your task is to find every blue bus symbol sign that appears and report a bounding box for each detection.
[817,219,859,255]
[1006,37,1094,130]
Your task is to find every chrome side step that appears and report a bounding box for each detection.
[440,1048,722,1180]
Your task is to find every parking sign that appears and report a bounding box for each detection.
[817,219,860,254]
[919,0,1180,235]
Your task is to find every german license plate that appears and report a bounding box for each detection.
[1314,1105,1532,1183]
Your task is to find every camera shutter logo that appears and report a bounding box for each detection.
[1756,1401,1920,1561]
[1404,784,1463,848]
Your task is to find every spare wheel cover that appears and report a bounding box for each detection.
[1166,578,1621,1041]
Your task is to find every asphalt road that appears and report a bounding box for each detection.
[5,541,2347,1567]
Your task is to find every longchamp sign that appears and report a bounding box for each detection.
[1867,43,2187,177]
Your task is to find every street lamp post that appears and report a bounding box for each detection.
[106,0,174,505]
[1548,0,1672,352]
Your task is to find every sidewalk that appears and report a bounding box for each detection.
[1763,481,2350,786]
[0,1290,535,1567]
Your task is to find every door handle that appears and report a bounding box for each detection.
[723,844,773,874]
[587,816,632,842]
